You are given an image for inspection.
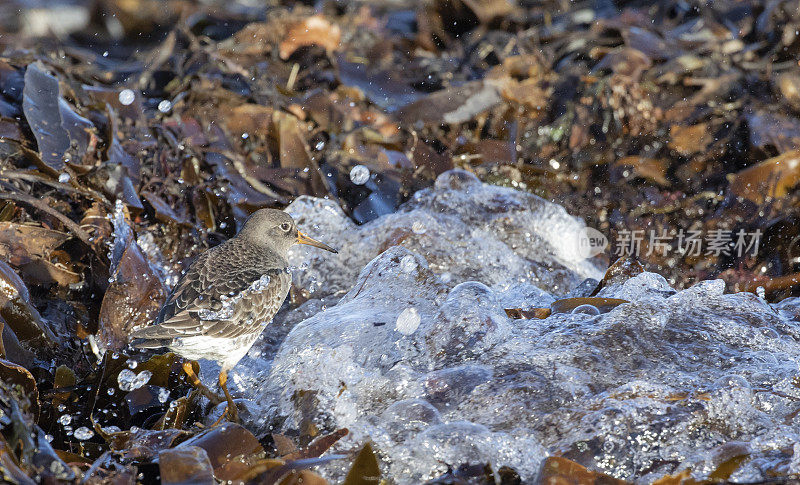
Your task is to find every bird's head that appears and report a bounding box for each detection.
[238,208,337,255]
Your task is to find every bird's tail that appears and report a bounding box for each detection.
[128,325,173,349]
[129,337,172,349]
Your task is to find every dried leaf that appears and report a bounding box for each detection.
[539,456,630,484]
[177,423,265,481]
[22,63,70,173]
[461,0,517,24]
[397,81,502,126]
[279,15,341,60]
[597,257,644,291]
[159,446,216,485]
[0,357,39,419]
[0,436,35,485]
[284,428,349,460]
[668,123,711,156]
[142,191,190,226]
[221,103,273,138]
[0,259,58,349]
[614,156,668,186]
[51,365,76,408]
[274,434,300,457]
[550,297,629,314]
[108,428,188,461]
[241,456,344,484]
[280,469,329,485]
[729,150,800,204]
[0,222,70,267]
[273,111,327,196]
[746,111,800,152]
[343,442,381,485]
[777,72,800,112]
[98,215,167,351]
[504,308,550,319]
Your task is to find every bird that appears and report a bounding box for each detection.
[129,208,337,422]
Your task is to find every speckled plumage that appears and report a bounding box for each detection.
[129,209,334,373]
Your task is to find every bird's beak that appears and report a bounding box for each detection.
[297,231,338,253]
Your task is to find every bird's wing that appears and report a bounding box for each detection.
[130,246,289,342]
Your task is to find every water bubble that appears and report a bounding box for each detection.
[107,388,115,396]
[126,359,138,369]
[396,307,421,335]
[118,89,135,106]
[58,173,70,183]
[118,369,152,391]
[712,374,751,391]
[350,165,370,185]
[758,326,780,339]
[157,99,172,113]
[571,304,600,315]
[411,221,426,234]
[74,427,94,440]
[58,414,72,426]
[400,255,417,273]
[102,425,121,434]
[158,388,170,403]
[315,140,326,150]
[44,434,53,442]
[57,404,66,412]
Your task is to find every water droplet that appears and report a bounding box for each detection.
[315,140,325,150]
[158,388,170,403]
[157,99,172,113]
[396,307,421,335]
[118,369,152,391]
[571,304,600,315]
[58,173,70,183]
[756,286,765,299]
[400,255,417,273]
[118,89,135,106]
[58,414,72,426]
[712,374,751,391]
[107,388,115,396]
[74,427,94,440]
[126,359,137,369]
[350,165,370,185]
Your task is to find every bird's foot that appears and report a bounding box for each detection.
[182,361,224,405]
[219,370,240,424]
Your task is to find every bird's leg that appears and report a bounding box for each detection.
[219,370,239,423]
[182,362,223,405]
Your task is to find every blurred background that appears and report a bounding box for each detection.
[1,0,799,300]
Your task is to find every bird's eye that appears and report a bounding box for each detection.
[280,222,291,232]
